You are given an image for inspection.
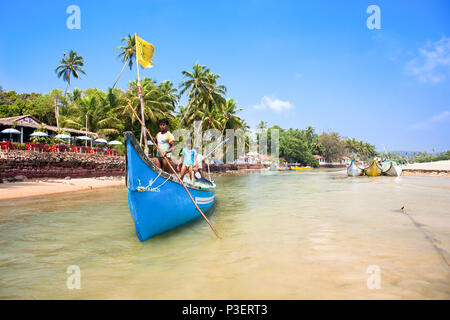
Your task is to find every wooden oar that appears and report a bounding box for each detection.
[126,101,221,239]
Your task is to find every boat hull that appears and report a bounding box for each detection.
[364,161,382,177]
[125,132,215,241]
[382,162,402,176]
[293,166,312,171]
[347,160,363,176]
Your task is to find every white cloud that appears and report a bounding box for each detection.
[411,110,449,130]
[405,36,450,83]
[431,110,450,122]
[254,96,293,112]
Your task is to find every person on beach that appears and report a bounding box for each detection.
[177,139,197,181]
[155,118,175,173]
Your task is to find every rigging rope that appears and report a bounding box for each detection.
[402,207,449,267]
[129,171,171,192]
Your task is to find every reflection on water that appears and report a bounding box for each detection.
[0,170,449,299]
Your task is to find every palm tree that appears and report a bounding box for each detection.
[179,63,211,122]
[122,79,175,133]
[62,90,123,140]
[55,50,86,96]
[345,137,359,158]
[219,99,244,135]
[179,63,227,129]
[257,120,267,133]
[113,34,136,88]
[158,80,179,110]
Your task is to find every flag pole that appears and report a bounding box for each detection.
[135,33,149,155]
[126,101,221,239]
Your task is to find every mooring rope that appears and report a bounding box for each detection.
[402,207,449,267]
[129,171,171,193]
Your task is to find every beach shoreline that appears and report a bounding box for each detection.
[0,176,126,201]
[401,160,450,177]
[0,168,268,201]
[1,161,449,201]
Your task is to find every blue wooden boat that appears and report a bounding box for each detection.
[124,132,216,241]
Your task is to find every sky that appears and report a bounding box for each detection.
[0,0,449,152]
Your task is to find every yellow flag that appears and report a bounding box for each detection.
[135,34,155,68]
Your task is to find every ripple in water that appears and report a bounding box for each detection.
[0,171,449,299]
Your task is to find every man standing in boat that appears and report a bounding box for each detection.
[178,139,198,181]
[155,118,176,173]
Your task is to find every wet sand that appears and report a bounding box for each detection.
[0,169,264,201]
[0,177,125,201]
[1,160,449,201]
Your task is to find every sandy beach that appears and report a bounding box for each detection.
[402,160,450,176]
[0,177,125,201]
[0,169,264,201]
[1,161,449,202]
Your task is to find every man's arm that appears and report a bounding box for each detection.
[164,140,175,157]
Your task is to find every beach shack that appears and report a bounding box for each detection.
[313,155,352,168]
[0,115,97,143]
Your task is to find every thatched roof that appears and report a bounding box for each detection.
[0,115,97,136]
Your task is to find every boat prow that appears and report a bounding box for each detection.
[347,160,363,176]
[364,161,382,177]
[124,131,216,241]
[382,162,402,176]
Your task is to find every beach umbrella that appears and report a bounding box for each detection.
[1,128,20,134]
[76,135,93,147]
[76,136,92,141]
[30,131,49,137]
[94,138,108,144]
[55,134,72,139]
[108,140,123,145]
[1,128,21,142]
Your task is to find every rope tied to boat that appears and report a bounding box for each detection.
[130,173,171,193]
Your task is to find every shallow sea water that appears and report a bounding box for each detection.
[0,169,449,299]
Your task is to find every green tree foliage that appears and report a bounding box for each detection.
[414,150,450,163]
[265,125,319,167]
[55,50,86,95]
[344,137,377,161]
[319,132,347,162]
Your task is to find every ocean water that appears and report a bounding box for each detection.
[0,170,449,299]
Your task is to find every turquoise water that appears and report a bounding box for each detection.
[0,170,449,299]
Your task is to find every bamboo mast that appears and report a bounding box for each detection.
[135,33,149,155]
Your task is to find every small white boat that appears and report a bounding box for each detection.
[382,162,402,177]
[347,160,363,176]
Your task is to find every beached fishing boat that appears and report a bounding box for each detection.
[124,132,216,241]
[381,162,402,176]
[277,167,291,171]
[292,166,312,171]
[347,160,363,176]
[364,161,382,177]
